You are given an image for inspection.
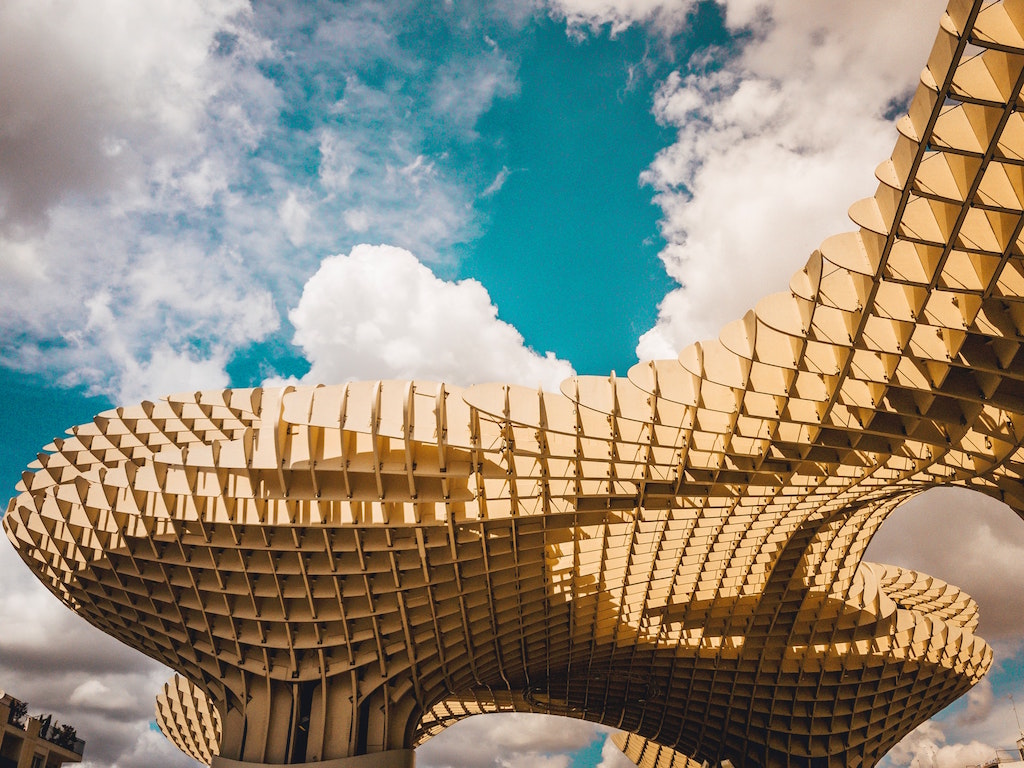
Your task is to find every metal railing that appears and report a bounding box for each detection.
[37,716,86,756]
[967,748,1024,768]
[2,694,86,756]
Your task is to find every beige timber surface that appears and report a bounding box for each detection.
[8,0,1024,766]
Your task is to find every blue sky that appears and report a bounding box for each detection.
[5,1,1024,767]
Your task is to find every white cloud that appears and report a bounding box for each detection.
[88,725,200,768]
[546,0,698,36]
[0,217,276,399]
[956,678,996,729]
[116,346,232,405]
[883,721,997,768]
[631,0,946,357]
[429,51,519,134]
[868,490,1024,767]
[344,208,373,233]
[483,167,512,197]
[318,129,358,192]
[598,734,638,768]
[0,0,282,238]
[279,190,312,246]
[0,222,279,402]
[0,0,280,399]
[69,680,138,713]
[866,488,1024,657]
[395,156,439,192]
[309,127,474,258]
[177,157,231,209]
[0,541,195,767]
[307,60,508,259]
[417,713,602,768]
[0,0,250,236]
[0,0,521,400]
[289,244,574,390]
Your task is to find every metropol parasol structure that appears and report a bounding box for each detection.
[7,1,1024,766]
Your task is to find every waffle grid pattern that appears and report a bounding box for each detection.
[6,0,1024,766]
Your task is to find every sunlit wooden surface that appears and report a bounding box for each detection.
[8,0,1024,766]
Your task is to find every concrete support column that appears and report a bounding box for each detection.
[215,673,420,766]
[305,675,357,761]
[16,720,49,768]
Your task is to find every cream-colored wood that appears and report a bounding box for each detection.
[7,1,1024,766]
[156,675,223,764]
[211,751,414,768]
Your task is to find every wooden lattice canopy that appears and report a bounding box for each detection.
[7,0,1024,766]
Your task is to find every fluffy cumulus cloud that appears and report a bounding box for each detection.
[866,489,1024,768]
[599,735,640,768]
[0,0,522,402]
[0,0,247,236]
[883,721,996,768]
[418,712,609,768]
[417,713,638,768]
[290,244,574,390]
[545,0,947,353]
[866,489,1024,656]
[626,0,947,355]
[0,0,280,400]
[0,541,196,768]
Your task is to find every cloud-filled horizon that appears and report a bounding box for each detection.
[4,1,1024,767]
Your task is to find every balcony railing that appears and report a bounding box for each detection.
[967,748,1024,768]
[2,699,87,758]
[37,717,86,756]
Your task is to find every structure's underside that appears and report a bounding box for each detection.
[9,0,1024,765]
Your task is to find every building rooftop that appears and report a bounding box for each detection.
[0,689,86,766]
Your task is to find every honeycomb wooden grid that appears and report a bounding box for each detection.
[6,0,1024,765]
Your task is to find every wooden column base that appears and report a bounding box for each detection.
[211,750,414,768]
